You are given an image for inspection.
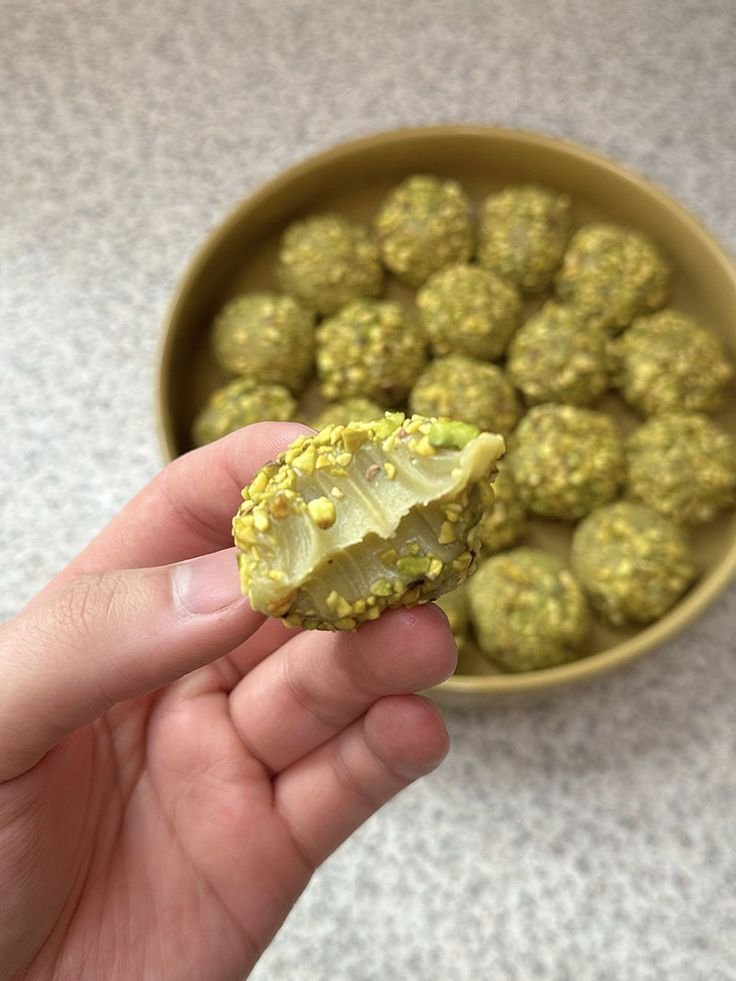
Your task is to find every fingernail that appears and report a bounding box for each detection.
[172,548,246,615]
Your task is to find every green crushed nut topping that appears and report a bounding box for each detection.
[276,213,383,315]
[374,174,473,286]
[626,412,736,524]
[477,184,572,292]
[211,293,315,393]
[612,310,734,416]
[416,263,522,361]
[409,354,521,437]
[192,377,296,447]
[571,501,696,626]
[316,298,427,406]
[556,222,670,333]
[468,548,591,672]
[232,413,505,629]
[506,301,610,407]
[506,403,624,520]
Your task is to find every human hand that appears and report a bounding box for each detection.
[0,424,455,981]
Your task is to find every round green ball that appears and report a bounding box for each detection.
[409,354,521,437]
[478,184,572,292]
[556,222,670,333]
[626,412,736,524]
[571,501,696,625]
[507,404,624,520]
[276,213,383,315]
[316,299,427,406]
[211,293,315,393]
[468,548,590,672]
[374,174,473,286]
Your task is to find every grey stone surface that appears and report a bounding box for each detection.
[3,0,736,978]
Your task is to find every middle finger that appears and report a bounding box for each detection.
[227,603,456,773]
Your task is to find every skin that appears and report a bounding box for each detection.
[0,422,455,981]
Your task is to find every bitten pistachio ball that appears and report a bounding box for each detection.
[507,302,610,406]
[232,414,505,630]
[626,413,736,524]
[507,404,624,520]
[211,293,315,392]
[316,299,426,405]
[468,548,590,672]
[374,174,473,286]
[612,310,734,416]
[477,184,572,292]
[571,502,696,626]
[556,223,670,333]
[416,263,522,361]
[477,465,527,554]
[276,213,383,315]
[409,354,521,437]
[192,378,296,447]
[311,397,384,430]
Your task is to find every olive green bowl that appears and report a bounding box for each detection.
[157,125,736,706]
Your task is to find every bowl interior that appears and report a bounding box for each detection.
[159,126,736,700]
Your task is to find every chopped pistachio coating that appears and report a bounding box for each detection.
[506,302,610,406]
[374,174,473,286]
[435,582,470,653]
[211,293,315,392]
[612,310,734,416]
[232,414,505,630]
[311,397,384,430]
[626,413,736,524]
[477,465,527,554]
[416,263,522,360]
[276,213,383,315]
[507,404,624,520]
[556,223,670,333]
[192,378,296,447]
[468,548,590,672]
[409,354,521,437]
[478,184,572,292]
[316,299,427,405]
[571,502,696,626]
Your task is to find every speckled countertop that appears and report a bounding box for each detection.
[3,1,736,978]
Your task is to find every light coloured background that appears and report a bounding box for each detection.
[3,1,736,978]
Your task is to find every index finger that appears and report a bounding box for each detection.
[56,422,312,584]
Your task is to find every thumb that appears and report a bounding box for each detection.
[0,548,263,781]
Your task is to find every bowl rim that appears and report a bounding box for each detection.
[156,123,736,695]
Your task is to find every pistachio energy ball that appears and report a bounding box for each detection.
[211,293,315,392]
[409,354,521,437]
[316,299,427,406]
[507,302,610,406]
[276,213,383,315]
[311,397,385,430]
[374,174,473,286]
[416,263,522,361]
[477,184,572,292]
[626,413,736,524]
[507,404,624,520]
[233,414,505,629]
[468,548,590,672]
[477,465,527,554]
[192,378,296,447]
[612,310,733,416]
[571,502,696,626]
[556,223,670,333]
